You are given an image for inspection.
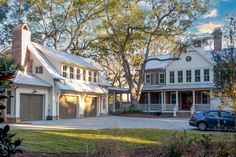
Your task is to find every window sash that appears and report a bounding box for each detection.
[94,72,97,82]
[88,71,92,82]
[186,70,191,82]
[62,65,67,78]
[204,69,210,82]
[70,67,74,79]
[195,70,200,82]
[159,73,165,84]
[76,69,81,80]
[145,74,151,84]
[178,71,183,83]
[169,71,175,83]
[83,70,86,81]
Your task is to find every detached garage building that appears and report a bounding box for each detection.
[7,24,110,122]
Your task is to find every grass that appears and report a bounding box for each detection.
[11,129,236,153]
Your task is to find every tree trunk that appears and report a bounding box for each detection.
[0,93,7,122]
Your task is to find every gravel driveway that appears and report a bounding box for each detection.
[8,116,193,131]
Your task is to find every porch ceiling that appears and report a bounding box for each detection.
[159,83,215,90]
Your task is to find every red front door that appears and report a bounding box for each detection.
[181,92,192,110]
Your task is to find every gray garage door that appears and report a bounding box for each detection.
[84,97,97,117]
[59,95,78,119]
[20,94,43,121]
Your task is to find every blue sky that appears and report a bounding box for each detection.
[191,0,236,34]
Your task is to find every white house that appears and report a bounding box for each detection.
[138,28,224,117]
[7,24,110,122]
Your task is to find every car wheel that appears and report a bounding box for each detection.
[197,122,207,131]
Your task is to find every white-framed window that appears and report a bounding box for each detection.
[69,67,74,79]
[62,65,67,78]
[76,68,81,80]
[159,73,165,84]
[83,70,86,81]
[178,71,183,83]
[35,66,43,74]
[170,92,176,104]
[186,70,191,82]
[195,69,201,82]
[88,71,92,82]
[204,69,210,82]
[169,71,175,83]
[145,74,151,84]
[94,72,97,83]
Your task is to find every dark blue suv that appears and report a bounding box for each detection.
[189,110,235,131]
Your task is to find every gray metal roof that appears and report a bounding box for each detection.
[13,71,51,87]
[28,43,64,80]
[56,80,108,94]
[32,42,98,71]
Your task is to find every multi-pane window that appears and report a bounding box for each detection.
[83,70,86,81]
[145,74,151,84]
[204,69,210,82]
[62,65,67,78]
[76,68,81,80]
[159,73,165,84]
[178,71,183,83]
[35,66,43,74]
[169,71,175,83]
[186,70,192,82]
[94,72,97,83]
[170,92,176,104]
[70,67,74,79]
[195,69,201,82]
[88,71,92,82]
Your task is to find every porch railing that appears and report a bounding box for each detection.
[195,104,211,111]
[138,104,162,112]
[165,104,175,111]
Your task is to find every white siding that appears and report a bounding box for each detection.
[166,50,213,85]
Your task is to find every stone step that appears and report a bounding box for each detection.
[176,111,192,118]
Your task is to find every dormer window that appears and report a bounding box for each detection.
[76,68,81,80]
[35,66,43,74]
[94,72,97,83]
[70,67,74,79]
[83,70,86,81]
[62,65,67,78]
[88,71,92,82]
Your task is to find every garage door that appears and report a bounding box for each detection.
[59,95,78,119]
[84,97,97,117]
[20,94,43,121]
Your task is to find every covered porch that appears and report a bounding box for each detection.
[108,87,130,112]
[139,89,213,115]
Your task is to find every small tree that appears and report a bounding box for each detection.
[0,54,22,156]
[212,14,236,114]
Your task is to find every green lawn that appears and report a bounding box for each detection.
[11,129,235,153]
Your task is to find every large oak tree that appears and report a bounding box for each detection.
[93,0,209,108]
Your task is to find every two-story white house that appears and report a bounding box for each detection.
[139,28,223,117]
[7,24,110,122]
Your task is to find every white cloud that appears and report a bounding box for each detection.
[196,23,222,33]
[203,9,218,18]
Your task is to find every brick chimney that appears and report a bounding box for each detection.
[212,27,222,51]
[12,24,31,66]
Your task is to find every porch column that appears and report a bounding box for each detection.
[176,91,179,110]
[161,91,164,111]
[148,92,151,112]
[120,93,122,109]
[191,90,195,114]
[127,93,130,103]
[112,92,116,112]
[210,89,213,110]
[174,90,178,117]
[163,91,166,110]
